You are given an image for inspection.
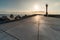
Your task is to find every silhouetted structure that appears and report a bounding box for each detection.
[2,16,10,22]
[46,4,48,16]
[15,15,21,20]
[10,14,14,18]
[22,15,28,18]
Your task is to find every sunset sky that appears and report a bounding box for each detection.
[0,0,60,14]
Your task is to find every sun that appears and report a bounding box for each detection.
[33,4,40,11]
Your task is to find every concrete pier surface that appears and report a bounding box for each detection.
[0,15,60,40]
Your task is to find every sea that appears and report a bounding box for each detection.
[0,12,34,17]
[0,12,60,17]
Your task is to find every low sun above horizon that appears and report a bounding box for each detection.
[33,4,40,11]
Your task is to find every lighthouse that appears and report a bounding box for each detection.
[46,4,48,16]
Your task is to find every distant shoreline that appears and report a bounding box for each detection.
[44,14,60,18]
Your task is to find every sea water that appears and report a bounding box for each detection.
[0,12,34,17]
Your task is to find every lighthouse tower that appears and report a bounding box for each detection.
[46,4,48,16]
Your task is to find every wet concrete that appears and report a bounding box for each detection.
[0,15,60,40]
